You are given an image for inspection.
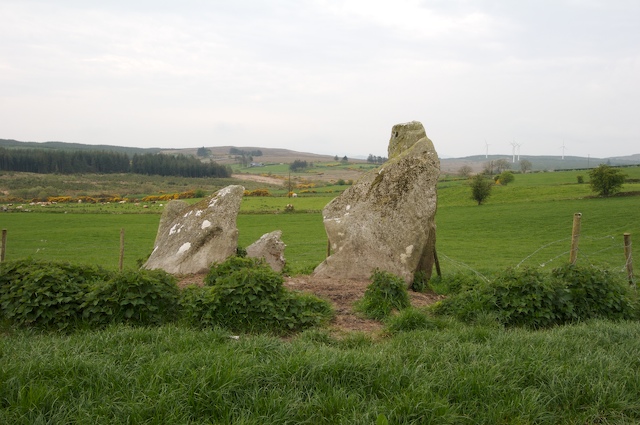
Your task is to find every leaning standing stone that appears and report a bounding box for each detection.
[143,185,244,274]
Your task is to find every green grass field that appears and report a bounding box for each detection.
[232,161,378,177]
[2,167,638,276]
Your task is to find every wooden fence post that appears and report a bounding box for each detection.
[569,212,582,265]
[119,228,125,271]
[624,233,634,285]
[1,229,6,262]
[433,247,442,278]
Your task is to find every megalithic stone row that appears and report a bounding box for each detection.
[313,121,439,283]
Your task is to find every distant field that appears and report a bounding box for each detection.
[0,172,277,200]
[232,161,378,184]
[2,166,638,276]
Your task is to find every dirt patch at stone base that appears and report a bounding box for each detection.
[177,274,444,334]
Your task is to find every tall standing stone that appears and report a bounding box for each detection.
[313,121,439,283]
[143,185,244,274]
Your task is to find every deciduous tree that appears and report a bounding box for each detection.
[519,159,532,173]
[494,159,511,173]
[458,165,472,177]
[588,164,626,197]
[470,174,493,205]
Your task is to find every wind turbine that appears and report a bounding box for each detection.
[516,143,522,161]
[510,141,518,163]
[561,141,566,160]
[485,140,490,158]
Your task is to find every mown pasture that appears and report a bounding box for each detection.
[1,166,638,276]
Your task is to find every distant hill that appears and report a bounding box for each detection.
[0,139,341,163]
[440,154,640,174]
[2,138,638,172]
[0,139,162,156]
[611,153,640,162]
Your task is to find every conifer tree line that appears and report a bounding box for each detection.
[130,153,231,177]
[0,148,231,178]
[367,154,387,164]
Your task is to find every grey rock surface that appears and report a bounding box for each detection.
[246,230,287,272]
[143,185,244,274]
[314,121,439,283]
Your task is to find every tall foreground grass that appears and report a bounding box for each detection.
[1,320,640,424]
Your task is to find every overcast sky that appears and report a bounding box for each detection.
[1,0,639,159]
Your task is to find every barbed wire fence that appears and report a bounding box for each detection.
[1,212,635,285]
[0,228,140,271]
[438,213,635,285]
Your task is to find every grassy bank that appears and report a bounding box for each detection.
[1,320,640,424]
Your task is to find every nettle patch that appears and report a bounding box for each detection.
[181,257,333,334]
[0,259,178,330]
[0,257,333,334]
[430,265,639,328]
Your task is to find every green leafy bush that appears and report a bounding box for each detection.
[82,269,180,326]
[0,259,110,329]
[430,282,495,324]
[491,267,563,328]
[427,272,484,295]
[470,174,493,205]
[552,264,637,321]
[432,268,565,327]
[178,285,219,328]
[1,256,331,334]
[497,171,515,185]
[280,290,334,330]
[354,269,410,320]
[182,257,332,334]
[211,267,290,331]
[204,256,265,286]
[432,265,638,328]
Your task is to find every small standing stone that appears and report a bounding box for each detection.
[246,230,287,272]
